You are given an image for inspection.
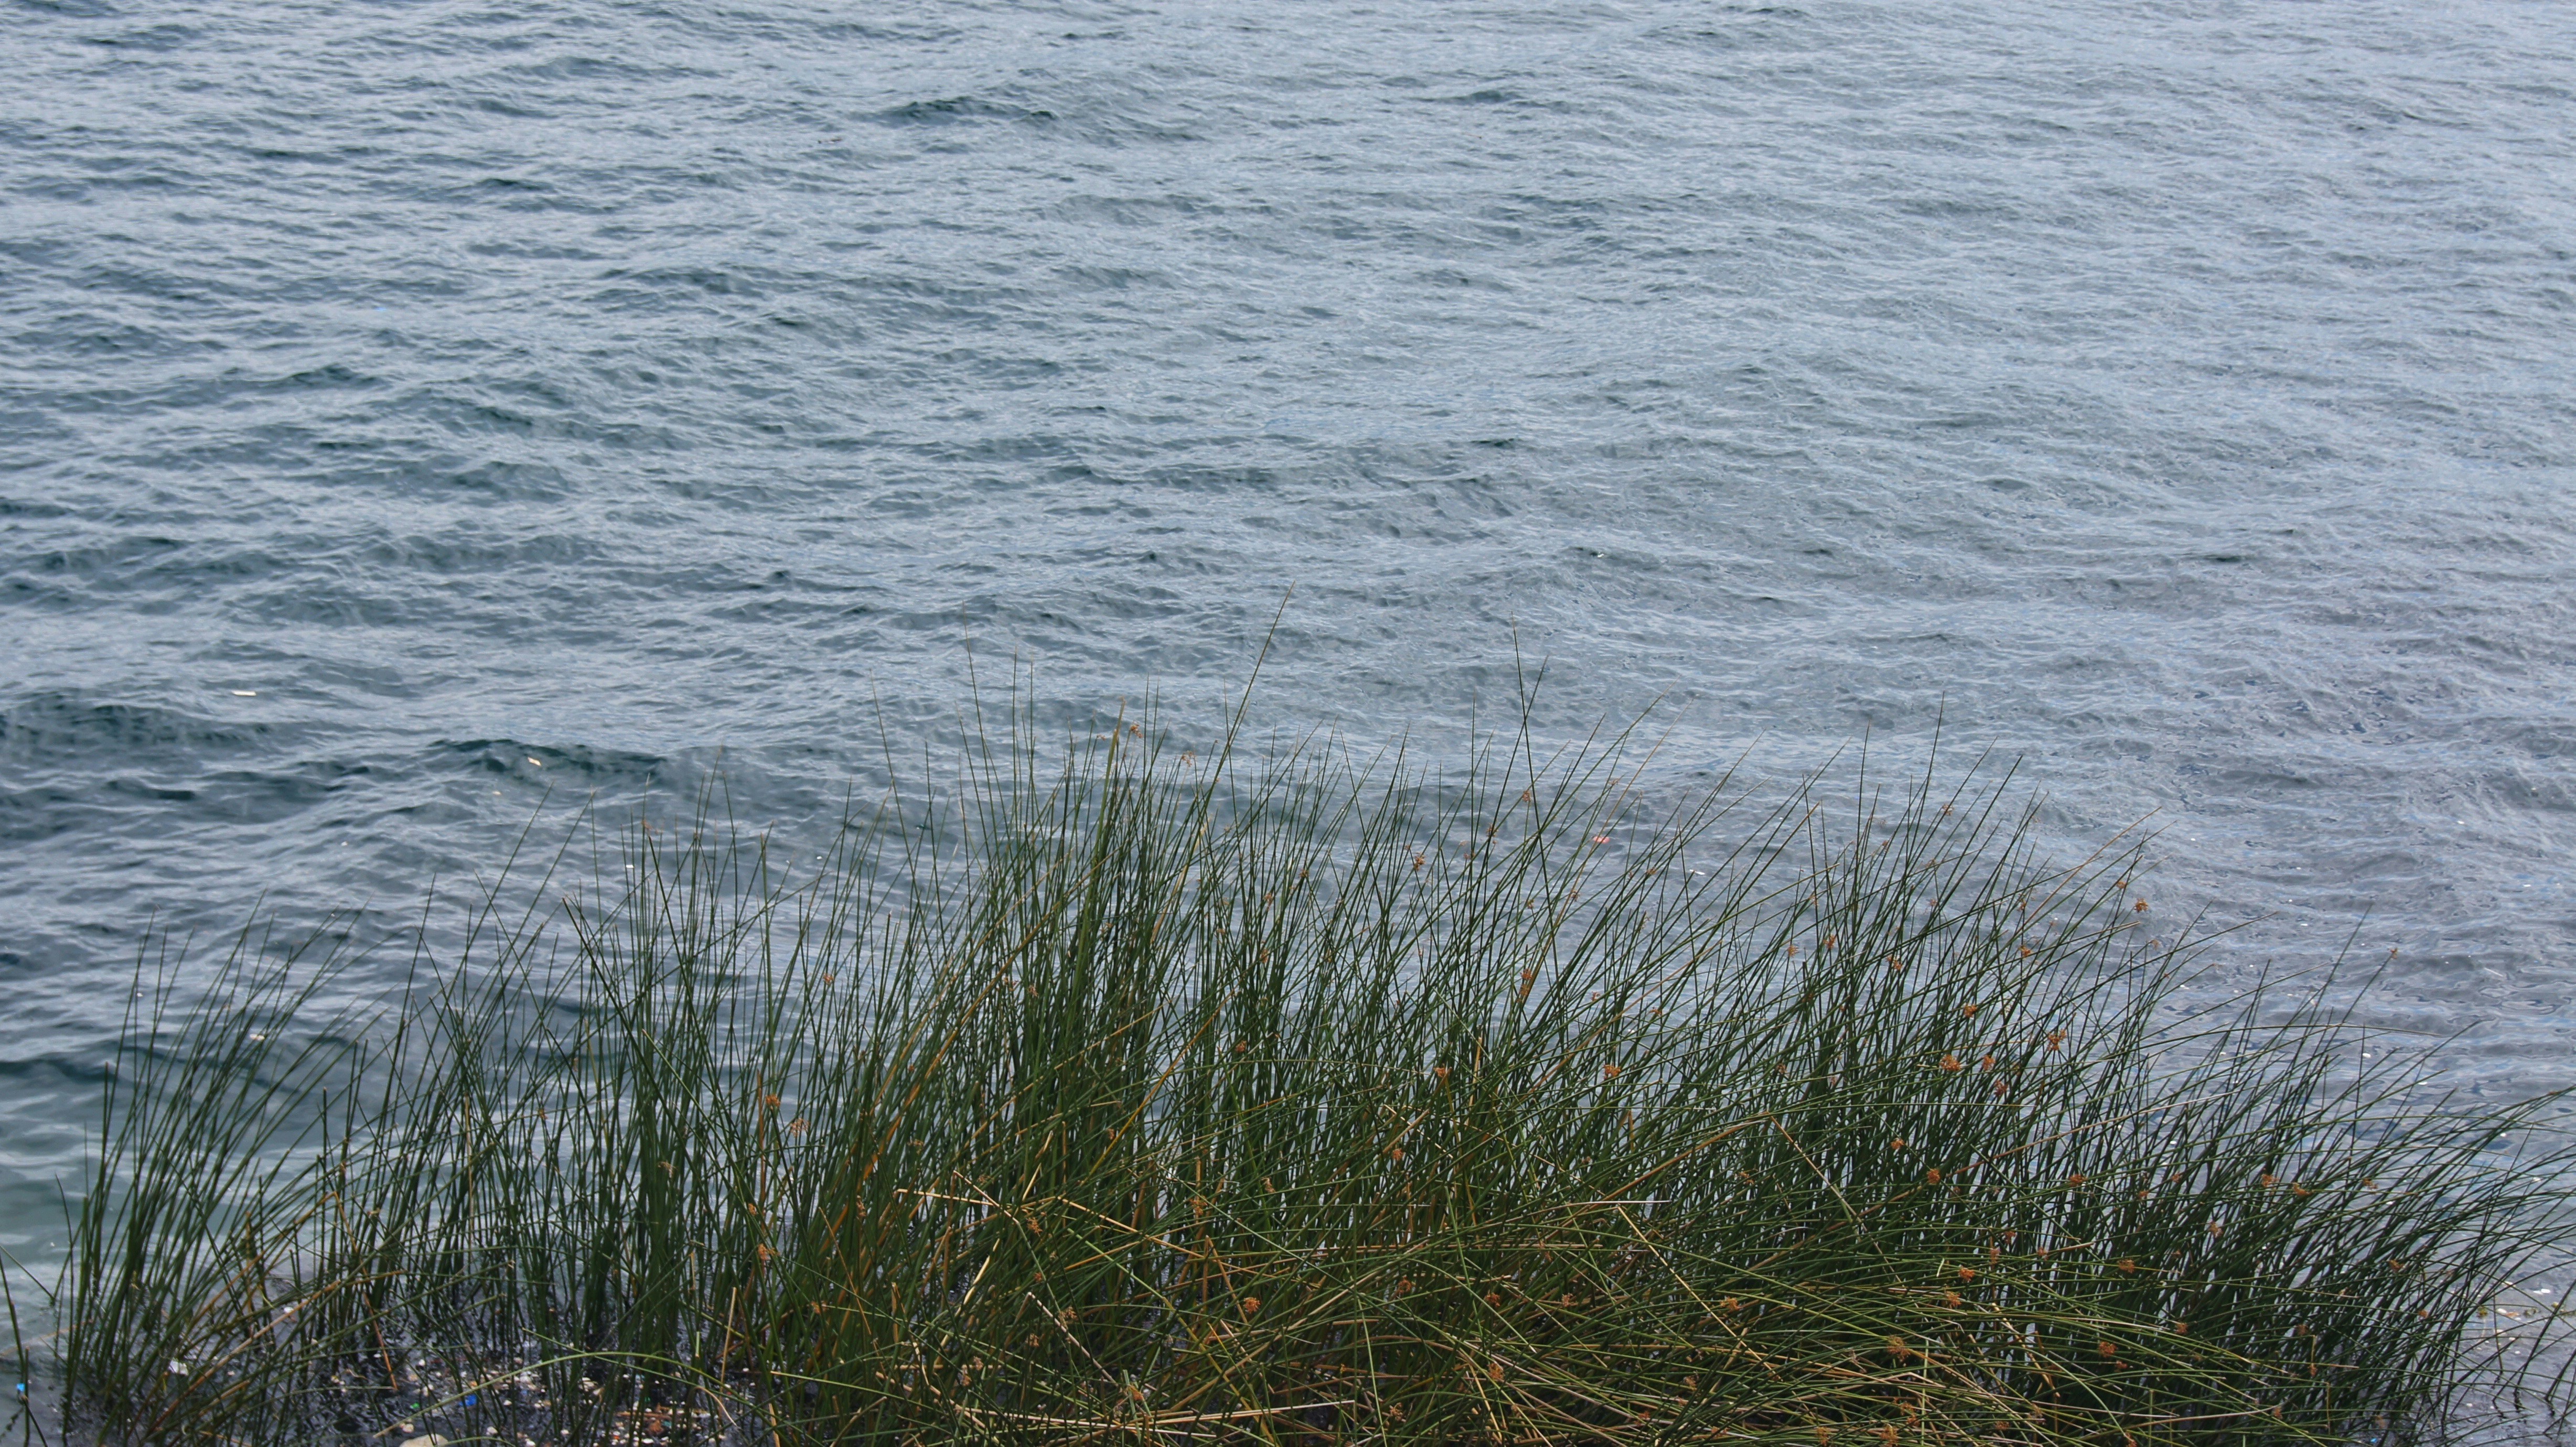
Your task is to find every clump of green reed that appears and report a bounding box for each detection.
[44,700,2574,1446]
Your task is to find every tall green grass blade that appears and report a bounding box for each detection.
[43,695,2572,1445]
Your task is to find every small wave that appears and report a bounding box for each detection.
[0,693,286,763]
[438,738,670,785]
[867,95,1047,127]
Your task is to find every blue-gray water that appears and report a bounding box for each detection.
[4,0,2573,1273]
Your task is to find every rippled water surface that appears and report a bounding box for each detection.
[5,0,2574,1257]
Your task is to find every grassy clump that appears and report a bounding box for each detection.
[33,702,2573,1445]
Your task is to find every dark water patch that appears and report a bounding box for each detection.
[0,695,290,763]
[868,95,1043,127]
[441,738,669,786]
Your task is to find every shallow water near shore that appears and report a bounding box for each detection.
[3,0,2572,1312]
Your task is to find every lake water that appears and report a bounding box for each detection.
[4,0,2573,1272]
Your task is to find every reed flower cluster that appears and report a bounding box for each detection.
[34,705,2571,1445]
